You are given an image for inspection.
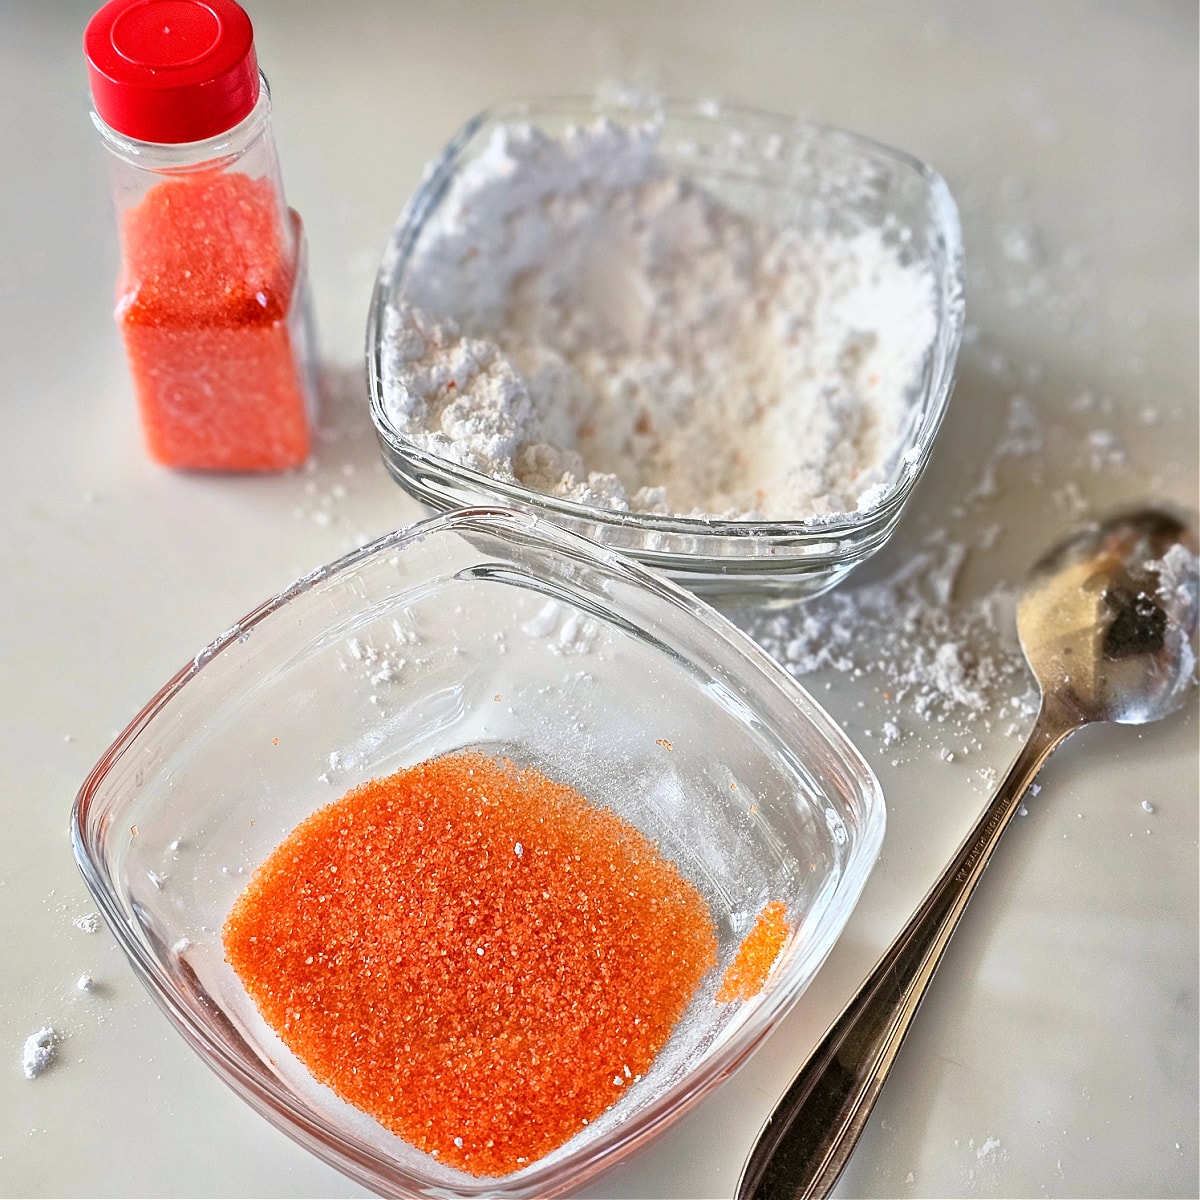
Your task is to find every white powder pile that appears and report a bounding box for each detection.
[22,1026,60,1079]
[382,119,938,521]
[740,533,1032,758]
[1152,541,1200,698]
[72,911,100,934]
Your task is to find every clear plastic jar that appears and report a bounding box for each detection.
[85,0,316,471]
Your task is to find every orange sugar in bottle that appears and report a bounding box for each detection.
[85,0,315,471]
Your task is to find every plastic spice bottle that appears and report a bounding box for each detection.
[85,0,315,471]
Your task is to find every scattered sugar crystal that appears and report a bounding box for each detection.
[1086,428,1127,471]
[22,1027,60,1079]
[72,912,100,934]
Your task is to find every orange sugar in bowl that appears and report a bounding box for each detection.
[72,508,884,1198]
[223,751,722,1177]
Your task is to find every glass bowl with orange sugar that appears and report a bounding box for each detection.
[72,507,885,1199]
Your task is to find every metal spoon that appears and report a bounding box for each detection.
[737,506,1199,1200]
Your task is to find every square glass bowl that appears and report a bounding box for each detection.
[71,508,885,1199]
[367,97,965,608]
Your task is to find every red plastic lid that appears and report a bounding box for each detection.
[85,0,260,144]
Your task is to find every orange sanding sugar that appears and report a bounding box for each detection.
[119,171,291,319]
[116,171,309,470]
[716,899,791,1003]
[223,751,718,1177]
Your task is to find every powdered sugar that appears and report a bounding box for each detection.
[741,533,1032,751]
[72,911,101,934]
[22,1026,60,1079]
[382,119,938,521]
[1151,541,1200,698]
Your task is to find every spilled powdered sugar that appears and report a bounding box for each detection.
[735,360,1196,766]
[381,119,937,520]
[739,531,1032,759]
[22,1026,60,1079]
[1151,541,1200,693]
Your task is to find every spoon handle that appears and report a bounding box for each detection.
[737,699,1079,1200]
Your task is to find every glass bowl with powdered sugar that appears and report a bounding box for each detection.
[368,97,965,607]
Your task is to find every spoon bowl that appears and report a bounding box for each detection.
[1018,507,1199,726]
[738,506,1199,1200]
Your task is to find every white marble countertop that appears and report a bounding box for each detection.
[2,2,1196,1197]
